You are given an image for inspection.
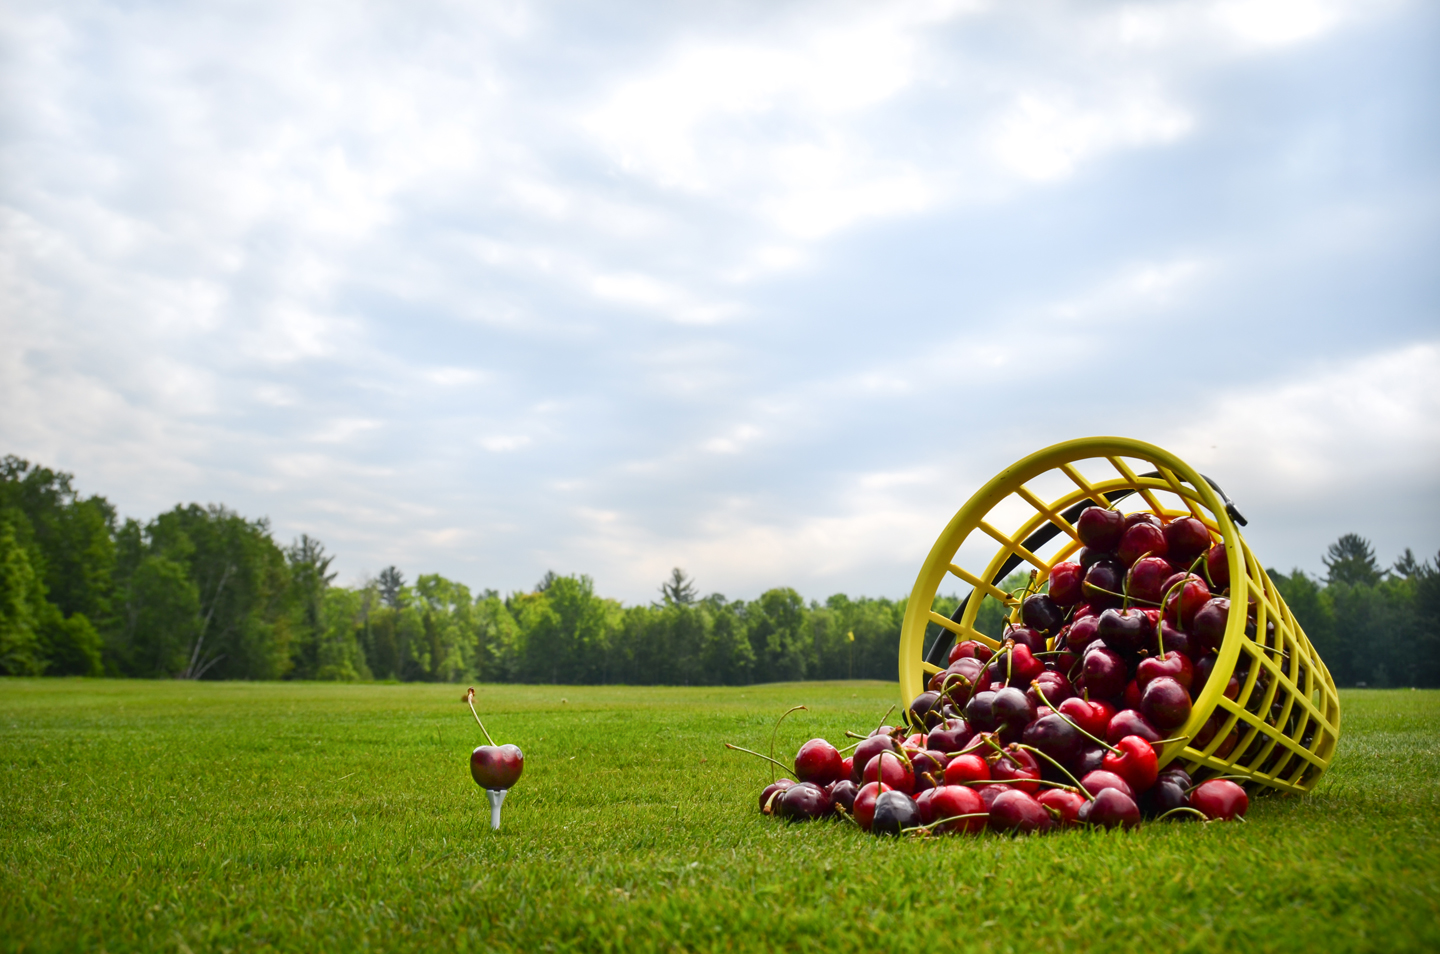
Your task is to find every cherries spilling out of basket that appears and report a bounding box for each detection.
[735,506,1254,835]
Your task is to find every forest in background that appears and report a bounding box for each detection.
[2,455,1437,686]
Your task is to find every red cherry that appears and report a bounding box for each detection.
[1102,735,1159,792]
[850,735,901,783]
[1049,561,1085,606]
[1191,597,1231,653]
[927,785,986,834]
[989,745,1042,794]
[470,743,525,790]
[853,781,893,830]
[1117,522,1167,567]
[976,782,1014,811]
[1164,516,1212,564]
[943,753,991,785]
[1077,506,1125,550]
[1081,646,1127,700]
[1163,574,1211,630]
[1123,678,1143,710]
[1082,787,1141,829]
[1058,696,1109,739]
[861,750,915,793]
[758,778,794,813]
[1107,708,1161,745]
[1037,788,1088,827]
[794,738,843,786]
[1190,779,1249,820]
[1140,675,1192,731]
[1065,616,1101,653]
[1137,651,1194,690]
[1126,555,1175,605]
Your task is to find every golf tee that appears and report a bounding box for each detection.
[486,788,507,830]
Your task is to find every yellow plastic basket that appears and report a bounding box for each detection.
[898,436,1341,793]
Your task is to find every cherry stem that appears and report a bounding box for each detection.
[769,705,807,783]
[1155,806,1209,822]
[1153,735,1187,746]
[1014,742,1087,791]
[1031,683,1119,754]
[723,742,795,779]
[873,704,897,737]
[901,812,989,834]
[1087,584,1161,606]
[463,687,496,746]
[837,739,863,754]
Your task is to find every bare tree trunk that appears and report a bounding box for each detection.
[181,562,234,679]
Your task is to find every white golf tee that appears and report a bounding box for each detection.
[486,788,507,829]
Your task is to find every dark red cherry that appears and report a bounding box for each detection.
[1107,708,1161,745]
[794,738,843,786]
[1083,787,1141,829]
[1026,670,1073,709]
[927,717,974,754]
[1117,522,1168,567]
[1021,594,1064,636]
[1081,646,1127,700]
[1159,619,1193,657]
[948,639,994,664]
[776,782,832,821]
[988,789,1053,833]
[1077,506,1125,550]
[1140,676,1191,731]
[1077,546,1107,569]
[850,735,902,783]
[827,779,858,812]
[1064,615,1101,653]
[990,745,1042,794]
[1049,561,1084,606]
[1082,560,1126,608]
[1079,769,1134,801]
[1097,608,1149,655]
[1124,511,1162,528]
[991,687,1036,741]
[1205,543,1230,588]
[1021,712,1083,765]
[758,778,795,813]
[1126,556,1175,605]
[1191,597,1230,653]
[1005,626,1047,654]
[908,691,943,729]
[1164,517,1212,564]
[852,781,892,830]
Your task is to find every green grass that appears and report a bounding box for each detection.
[1,680,1437,953]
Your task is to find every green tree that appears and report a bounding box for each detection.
[286,535,337,679]
[0,516,46,675]
[1324,534,1382,587]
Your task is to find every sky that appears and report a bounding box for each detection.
[2,0,1437,603]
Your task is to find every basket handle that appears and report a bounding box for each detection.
[922,472,1245,666]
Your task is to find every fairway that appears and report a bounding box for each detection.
[2,681,1437,953]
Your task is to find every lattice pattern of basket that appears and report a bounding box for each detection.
[898,437,1341,793]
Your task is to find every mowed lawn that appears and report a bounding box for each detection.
[1,680,1437,953]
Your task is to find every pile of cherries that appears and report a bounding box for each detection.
[752,506,1255,835]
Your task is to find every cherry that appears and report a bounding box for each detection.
[1126,556,1175,605]
[1137,651,1193,690]
[1065,616,1101,653]
[991,644,1045,689]
[1082,560,1126,608]
[908,691,943,729]
[1021,713,1084,766]
[949,639,994,664]
[1117,522,1167,567]
[840,756,854,779]
[850,735,901,783]
[1205,542,1229,588]
[1076,547,1107,569]
[1058,696,1112,740]
[1124,511,1162,528]
[471,744,525,791]
[943,752,991,785]
[911,750,948,792]
[990,745,1042,794]
[965,690,999,733]
[1077,506,1125,550]
[926,785,986,834]
[1140,676,1192,731]
[1073,744,1107,776]
[903,732,926,749]
[1049,561,1085,606]
[853,781,892,830]
[1159,620,1193,657]
[1102,735,1159,792]
[1191,598,1230,653]
[1142,767,1192,816]
[1164,575,1211,630]
[976,782,1014,811]
[776,782,832,822]
[991,687,1036,740]
[827,779,858,812]
[1026,670,1073,709]
[1005,626,1048,654]
[1080,769,1135,801]
[1164,517,1212,564]
[1082,787,1141,829]
[862,750,915,793]
[871,790,921,835]
[1037,788,1087,827]
[1123,679,1143,710]
[1190,779,1248,820]
[1022,594,1065,636]
[759,778,795,813]
[1080,646,1128,700]
[989,789,1054,834]
[1098,608,1149,655]
[794,739,843,786]
[927,717,975,754]
[1107,709,1161,745]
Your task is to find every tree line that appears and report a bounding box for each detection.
[1,454,1436,686]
